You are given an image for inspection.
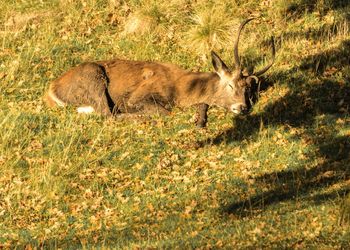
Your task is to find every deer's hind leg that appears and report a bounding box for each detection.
[54,62,114,116]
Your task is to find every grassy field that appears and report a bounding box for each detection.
[0,0,349,248]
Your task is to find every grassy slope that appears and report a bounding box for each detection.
[0,0,349,248]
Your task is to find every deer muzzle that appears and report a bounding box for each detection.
[230,103,248,115]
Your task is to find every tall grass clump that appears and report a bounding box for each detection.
[123,0,170,36]
[184,5,236,58]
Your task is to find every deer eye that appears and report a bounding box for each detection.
[228,84,234,90]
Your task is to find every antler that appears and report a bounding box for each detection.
[233,18,255,70]
[254,36,275,76]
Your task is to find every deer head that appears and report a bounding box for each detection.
[210,18,276,114]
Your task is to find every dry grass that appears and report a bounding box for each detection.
[0,0,349,248]
[184,5,236,56]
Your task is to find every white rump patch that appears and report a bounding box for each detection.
[77,106,95,114]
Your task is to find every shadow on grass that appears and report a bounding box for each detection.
[200,39,350,216]
[275,0,350,20]
[224,134,349,217]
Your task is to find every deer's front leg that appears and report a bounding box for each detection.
[128,87,172,115]
[195,103,209,128]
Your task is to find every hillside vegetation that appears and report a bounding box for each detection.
[0,0,349,248]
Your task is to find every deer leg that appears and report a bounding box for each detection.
[60,62,113,116]
[142,103,171,115]
[85,64,115,116]
[128,88,171,116]
[195,103,209,128]
[125,100,171,116]
[92,96,113,117]
[115,103,170,123]
[88,85,116,117]
[127,86,153,110]
[74,85,112,117]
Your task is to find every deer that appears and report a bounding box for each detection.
[44,18,275,127]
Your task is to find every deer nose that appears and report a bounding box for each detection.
[230,103,248,114]
[240,104,249,114]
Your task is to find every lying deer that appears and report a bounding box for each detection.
[44,18,275,127]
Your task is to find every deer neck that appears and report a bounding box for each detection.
[177,72,222,107]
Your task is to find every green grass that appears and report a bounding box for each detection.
[0,0,349,248]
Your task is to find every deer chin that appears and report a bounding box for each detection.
[231,109,241,115]
[230,103,248,115]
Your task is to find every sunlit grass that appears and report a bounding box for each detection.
[184,5,236,57]
[0,0,349,248]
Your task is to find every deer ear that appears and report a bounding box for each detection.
[211,51,229,75]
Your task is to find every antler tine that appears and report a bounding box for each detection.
[234,18,255,70]
[254,36,276,76]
